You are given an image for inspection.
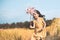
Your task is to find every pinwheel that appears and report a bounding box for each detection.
[26,7,35,15]
[26,7,35,21]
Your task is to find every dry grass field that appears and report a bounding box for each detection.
[0,18,60,40]
[0,28,34,40]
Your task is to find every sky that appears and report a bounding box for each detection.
[0,0,60,24]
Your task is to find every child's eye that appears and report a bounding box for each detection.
[33,13,35,14]
[33,13,36,15]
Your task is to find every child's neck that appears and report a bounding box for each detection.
[35,17,39,21]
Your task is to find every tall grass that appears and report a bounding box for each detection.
[0,28,34,40]
[0,28,60,40]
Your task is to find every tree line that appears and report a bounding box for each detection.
[0,19,53,29]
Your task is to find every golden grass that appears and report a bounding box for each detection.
[0,27,60,40]
[0,28,34,40]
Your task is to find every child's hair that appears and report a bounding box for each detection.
[35,10,45,17]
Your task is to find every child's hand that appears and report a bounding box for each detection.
[33,33,38,37]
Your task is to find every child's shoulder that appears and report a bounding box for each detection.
[39,17,44,20]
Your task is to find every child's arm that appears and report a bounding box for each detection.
[42,19,46,29]
[30,21,35,28]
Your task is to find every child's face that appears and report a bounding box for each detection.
[33,12,39,19]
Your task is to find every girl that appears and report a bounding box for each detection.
[26,7,46,40]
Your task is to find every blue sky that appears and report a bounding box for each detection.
[0,0,60,24]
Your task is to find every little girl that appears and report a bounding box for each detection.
[26,7,46,40]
